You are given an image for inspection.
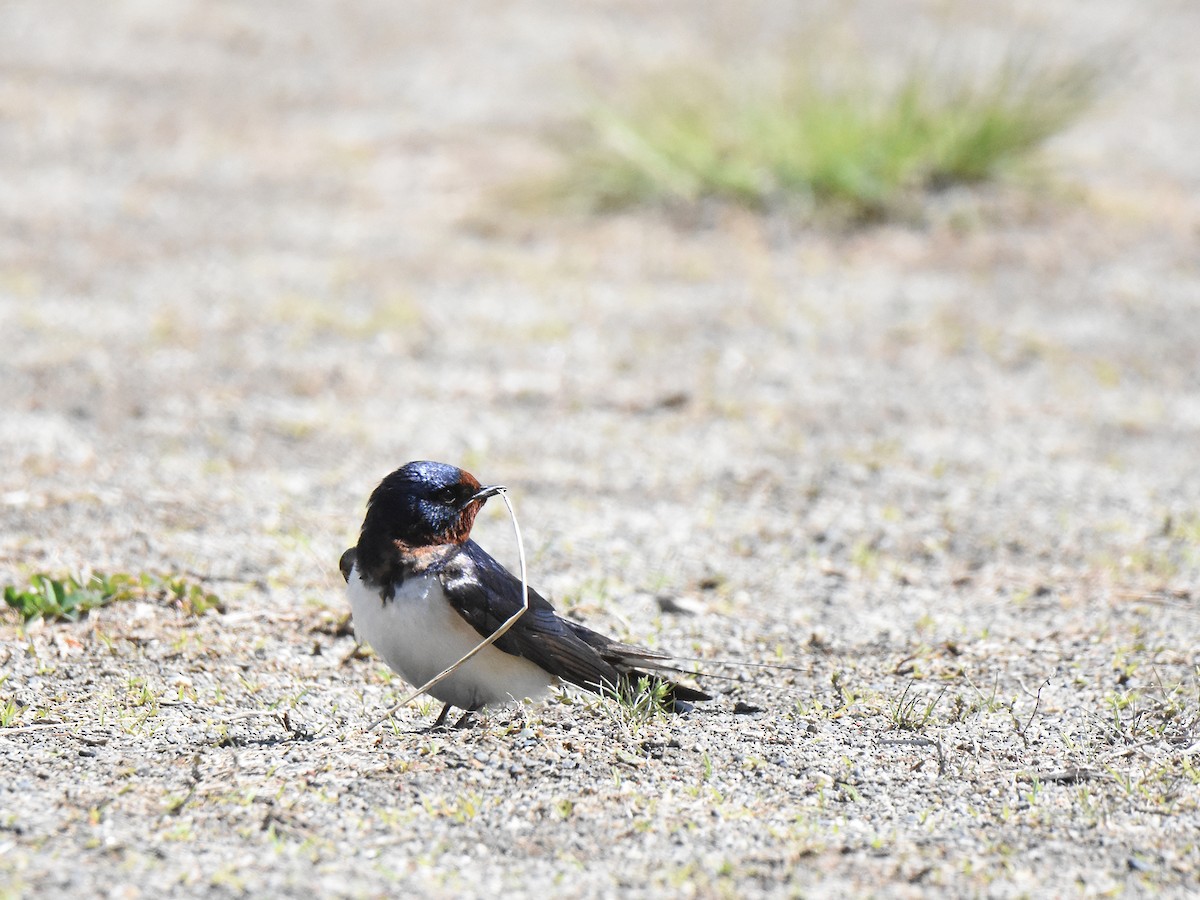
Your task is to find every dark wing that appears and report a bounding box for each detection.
[339,548,357,583]
[441,541,622,692]
[442,541,708,708]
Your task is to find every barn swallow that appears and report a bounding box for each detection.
[340,460,709,728]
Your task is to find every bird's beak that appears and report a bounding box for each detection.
[463,484,505,507]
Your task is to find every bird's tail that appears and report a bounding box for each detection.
[564,621,711,712]
[565,619,818,712]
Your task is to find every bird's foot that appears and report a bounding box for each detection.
[451,709,477,729]
[423,703,481,732]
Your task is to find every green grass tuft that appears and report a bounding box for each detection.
[3,572,223,623]
[550,54,1095,220]
[599,676,672,736]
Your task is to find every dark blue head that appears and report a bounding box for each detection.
[357,461,504,555]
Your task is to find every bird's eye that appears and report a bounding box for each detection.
[435,487,458,504]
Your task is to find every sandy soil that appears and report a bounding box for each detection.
[2,1,1199,897]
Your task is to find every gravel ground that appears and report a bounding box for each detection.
[2,1,1199,897]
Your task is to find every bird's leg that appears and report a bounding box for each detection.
[431,703,453,730]
[452,704,482,729]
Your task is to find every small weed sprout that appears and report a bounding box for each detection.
[891,682,946,732]
[601,676,671,737]
[0,698,21,728]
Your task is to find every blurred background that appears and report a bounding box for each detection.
[3,2,1200,896]
[1,0,1197,637]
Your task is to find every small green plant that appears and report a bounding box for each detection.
[158,574,225,617]
[601,676,672,735]
[0,698,21,728]
[891,682,946,731]
[546,52,1094,220]
[423,791,484,824]
[3,572,222,623]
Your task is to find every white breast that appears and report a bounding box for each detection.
[345,565,555,710]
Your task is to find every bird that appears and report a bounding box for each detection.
[340,460,709,728]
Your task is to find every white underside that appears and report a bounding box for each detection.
[346,564,555,710]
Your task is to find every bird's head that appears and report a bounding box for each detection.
[359,460,503,552]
